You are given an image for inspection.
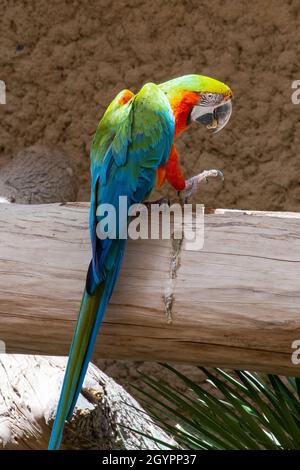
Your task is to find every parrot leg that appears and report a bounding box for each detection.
[182,169,224,202]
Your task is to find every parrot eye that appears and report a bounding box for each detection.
[201,92,218,105]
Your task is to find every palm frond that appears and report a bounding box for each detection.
[132,365,300,450]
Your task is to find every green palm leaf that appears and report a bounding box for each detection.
[132,365,300,450]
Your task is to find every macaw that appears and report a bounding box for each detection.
[48,74,233,450]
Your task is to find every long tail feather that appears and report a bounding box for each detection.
[48,280,108,450]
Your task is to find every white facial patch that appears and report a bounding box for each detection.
[190,105,215,121]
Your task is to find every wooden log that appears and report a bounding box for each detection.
[0,355,174,449]
[0,202,300,376]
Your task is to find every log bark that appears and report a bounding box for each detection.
[0,355,174,450]
[0,203,300,376]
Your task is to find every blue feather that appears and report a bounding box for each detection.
[48,83,174,450]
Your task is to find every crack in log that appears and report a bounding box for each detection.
[163,234,183,324]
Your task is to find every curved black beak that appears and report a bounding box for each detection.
[192,100,232,133]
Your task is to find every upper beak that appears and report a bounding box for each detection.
[210,100,232,133]
[192,100,232,134]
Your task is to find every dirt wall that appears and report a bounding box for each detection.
[1,0,300,210]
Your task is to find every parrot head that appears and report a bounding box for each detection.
[159,74,233,136]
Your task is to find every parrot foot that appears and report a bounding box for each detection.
[183,169,224,202]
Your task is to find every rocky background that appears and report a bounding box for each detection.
[1,0,300,396]
[1,0,300,210]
